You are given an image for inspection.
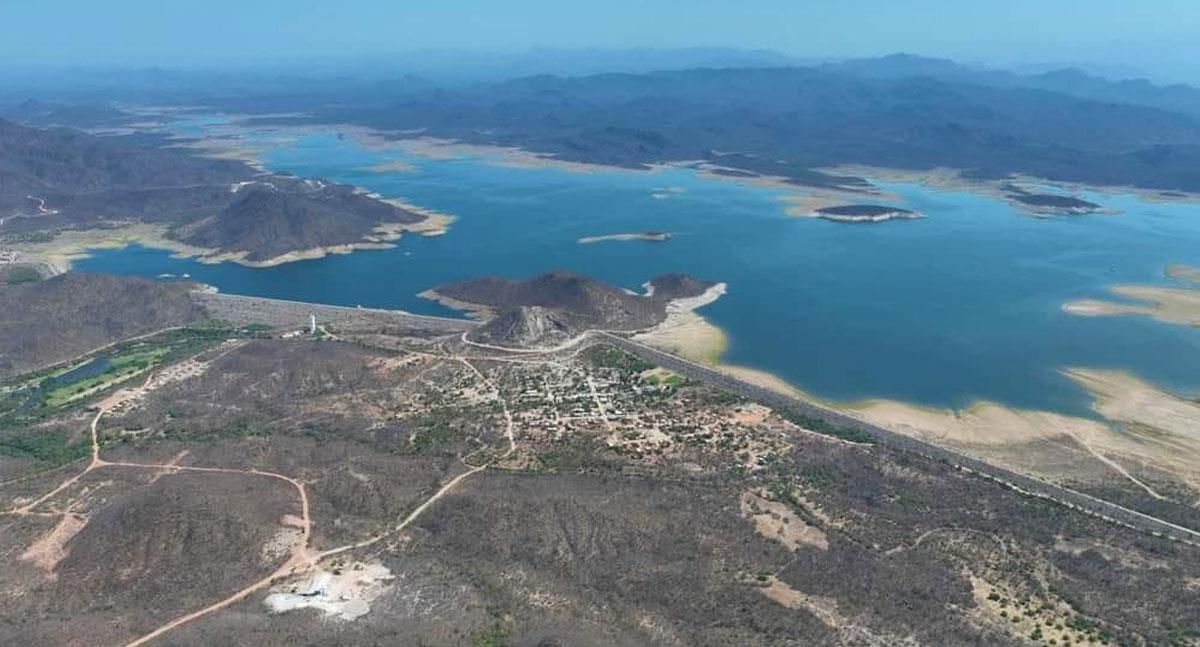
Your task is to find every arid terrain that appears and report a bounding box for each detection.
[0,118,449,268]
[1,276,1198,646]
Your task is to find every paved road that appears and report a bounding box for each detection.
[598,332,1200,545]
[191,292,1200,545]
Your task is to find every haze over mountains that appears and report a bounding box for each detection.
[187,53,1200,193]
[4,51,1200,264]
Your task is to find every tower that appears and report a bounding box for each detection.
[309,314,317,335]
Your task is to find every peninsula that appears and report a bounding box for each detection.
[425,271,715,348]
[0,119,451,268]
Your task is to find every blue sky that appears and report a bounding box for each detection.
[2,0,1197,79]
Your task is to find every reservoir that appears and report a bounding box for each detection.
[77,122,1200,417]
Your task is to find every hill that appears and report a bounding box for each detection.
[429,271,714,346]
[1,308,1197,645]
[273,64,1200,193]
[175,181,426,262]
[0,119,442,264]
[0,273,206,375]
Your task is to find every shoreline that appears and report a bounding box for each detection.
[630,285,1200,492]
[23,112,1200,492]
[633,282,728,364]
[816,164,1190,216]
[113,112,1200,219]
[5,207,455,273]
[805,208,924,223]
[415,289,496,321]
[1063,264,1200,328]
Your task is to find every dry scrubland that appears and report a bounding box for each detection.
[1,294,1198,646]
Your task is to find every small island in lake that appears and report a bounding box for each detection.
[810,205,923,223]
[577,231,672,244]
[1010,193,1103,215]
[1002,184,1104,215]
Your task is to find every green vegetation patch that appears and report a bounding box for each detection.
[1,326,237,425]
[397,424,456,455]
[470,619,512,647]
[42,347,171,407]
[0,230,56,245]
[643,371,688,387]
[583,345,654,373]
[3,266,43,285]
[0,430,89,465]
[778,409,876,444]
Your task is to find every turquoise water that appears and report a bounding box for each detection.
[78,125,1200,416]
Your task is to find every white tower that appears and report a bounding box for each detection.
[309,314,317,335]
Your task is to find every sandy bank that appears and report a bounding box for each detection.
[852,369,1200,491]
[362,159,416,173]
[577,232,671,244]
[416,289,496,321]
[170,134,277,174]
[632,283,829,402]
[1064,285,1200,327]
[1167,264,1200,285]
[815,164,1161,217]
[633,282,728,364]
[354,132,656,177]
[4,223,205,275]
[806,207,924,223]
[1066,368,1200,441]
[627,279,1200,492]
[9,206,455,272]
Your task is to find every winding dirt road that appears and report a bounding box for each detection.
[2,339,533,646]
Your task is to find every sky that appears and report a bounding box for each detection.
[2,0,1198,81]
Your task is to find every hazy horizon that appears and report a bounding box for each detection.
[3,1,1199,84]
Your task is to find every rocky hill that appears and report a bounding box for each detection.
[0,118,248,219]
[430,271,714,347]
[175,181,426,262]
[0,119,440,264]
[0,273,206,375]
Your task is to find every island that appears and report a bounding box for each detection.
[1010,193,1103,215]
[809,204,923,223]
[577,231,672,244]
[1003,184,1104,215]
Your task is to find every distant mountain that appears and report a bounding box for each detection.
[819,53,977,80]
[824,54,1200,119]
[0,117,248,217]
[283,65,1200,192]
[0,99,138,128]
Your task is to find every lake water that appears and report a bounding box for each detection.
[77,122,1200,417]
